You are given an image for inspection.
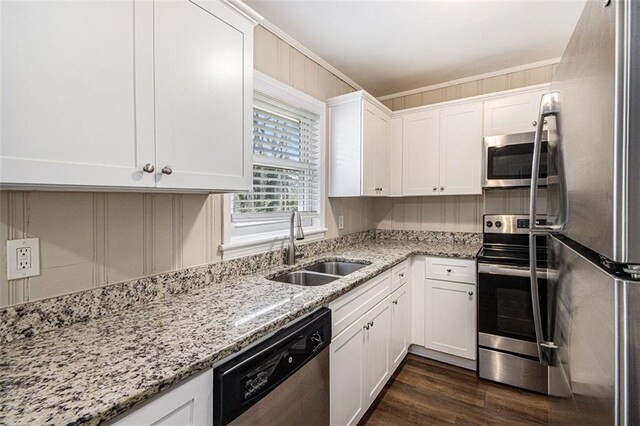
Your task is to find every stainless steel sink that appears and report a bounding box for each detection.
[304,261,369,276]
[270,271,340,286]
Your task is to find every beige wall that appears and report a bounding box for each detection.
[0,26,374,307]
[375,63,557,232]
[374,189,547,233]
[380,63,559,111]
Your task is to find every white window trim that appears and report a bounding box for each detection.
[220,71,327,259]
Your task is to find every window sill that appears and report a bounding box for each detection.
[220,228,328,260]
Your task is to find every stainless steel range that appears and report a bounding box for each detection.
[476,214,550,394]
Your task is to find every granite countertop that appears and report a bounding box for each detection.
[0,239,481,425]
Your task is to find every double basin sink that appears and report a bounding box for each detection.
[269,260,370,286]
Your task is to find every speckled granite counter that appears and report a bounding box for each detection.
[0,237,481,425]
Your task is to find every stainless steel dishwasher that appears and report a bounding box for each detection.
[213,308,331,426]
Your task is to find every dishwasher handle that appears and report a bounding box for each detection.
[213,308,332,426]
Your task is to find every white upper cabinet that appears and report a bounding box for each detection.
[0,0,260,191]
[401,101,482,196]
[402,109,440,195]
[0,1,155,188]
[483,89,549,136]
[439,103,483,195]
[154,0,253,191]
[328,92,392,197]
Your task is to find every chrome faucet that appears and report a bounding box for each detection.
[288,209,305,265]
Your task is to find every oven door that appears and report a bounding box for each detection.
[477,264,548,358]
[483,138,548,188]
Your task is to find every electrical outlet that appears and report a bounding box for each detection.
[7,238,40,280]
[338,215,344,230]
[16,247,31,270]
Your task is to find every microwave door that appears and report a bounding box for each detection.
[483,134,549,188]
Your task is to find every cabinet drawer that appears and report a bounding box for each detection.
[329,271,391,337]
[425,257,476,284]
[391,260,409,292]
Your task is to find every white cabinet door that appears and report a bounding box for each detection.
[389,116,403,196]
[363,298,391,407]
[114,369,213,426]
[154,0,253,191]
[374,111,391,196]
[439,102,483,195]
[390,284,409,371]
[361,102,378,196]
[362,101,390,196]
[483,90,548,136]
[410,256,426,347]
[425,278,476,360]
[0,0,155,188]
[330,318,366,426]
[402,110,440,196]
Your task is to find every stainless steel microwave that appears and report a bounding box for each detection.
[483,132,548,188]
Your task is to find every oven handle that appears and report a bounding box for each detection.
[478,264,551,279]
[528,93,561,367]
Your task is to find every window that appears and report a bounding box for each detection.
[224,73,325,254]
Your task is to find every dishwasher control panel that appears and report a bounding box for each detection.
[213,308,331,426]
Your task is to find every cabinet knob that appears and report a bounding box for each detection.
[142,163,155,173]
[532,120,537,126]
[364,324,370,330]
[440,186,445,191]
[468,291,474,296]
[446,268,452,273]
[392,299,398,305]
[433,187,437,191]
[161,166,173,175]
[399,272,405,278]
[369,320,374,328]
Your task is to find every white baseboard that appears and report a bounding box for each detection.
[408,344,477,371]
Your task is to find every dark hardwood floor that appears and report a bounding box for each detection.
[359,354,549,425]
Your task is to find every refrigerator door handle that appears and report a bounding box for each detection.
[529,92,561,366]
[529,92,563,233]
[529,233,558,366]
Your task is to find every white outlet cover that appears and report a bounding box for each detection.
[338,215,344,230]
[7,238,40,280]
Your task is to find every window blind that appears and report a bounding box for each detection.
[232,92,321,223]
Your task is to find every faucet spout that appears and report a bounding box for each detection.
[289,209,305,265]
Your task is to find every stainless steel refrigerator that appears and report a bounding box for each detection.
[527,0,639,424]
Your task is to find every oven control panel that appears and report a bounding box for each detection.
[484,214,548,234]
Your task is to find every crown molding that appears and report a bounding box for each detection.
[259,19,363,91]
[377,57,561,101]
[221,0,264,25]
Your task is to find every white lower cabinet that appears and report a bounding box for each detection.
[363,299,391,405]
[329,264,409,426]
[390,284,410,370]
[113,368,213,426]
[330,315,366,426]
[425,279,476,359]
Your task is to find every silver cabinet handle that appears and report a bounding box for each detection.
[142,163,155,173]
[369,320,374,328]
[432,186,437,191]
[161,166,173,175]
[392,299,398,305]
[468,291,473,296]
[364,324,370,330]
[532,120,537,126]
[440,186,445,191]
[399,272,405,278]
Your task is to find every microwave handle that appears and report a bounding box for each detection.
[529,92,561,366]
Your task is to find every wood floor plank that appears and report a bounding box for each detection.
[360,355,549,426]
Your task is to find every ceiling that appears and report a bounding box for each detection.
[245,0,586,97]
